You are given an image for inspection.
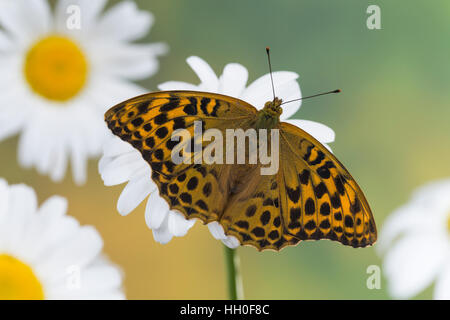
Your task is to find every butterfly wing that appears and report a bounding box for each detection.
[219,121,377,251]
[105,91,258,223]
[278,122,377,248]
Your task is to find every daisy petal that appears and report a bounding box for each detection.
[152,215,173,244]
[284,119,335,144]
[97,1,153,42]
[4,184,38,250]
[208,221,227,240]
[117,172,155,216]
[222,236,240,249]
[89,76,146,108]
[434,263,450,300]
[0,112,24,140]
[70,137,87,185]
[102,136,135,158]
[241,71,300,117]
[0,0,51,44]
[0,30,13,50]
[55,0,107,34]
[144,190,169,229]
[158,81,199,91]
[383,233,447,299]
[218,63,248,97]
[100,152,146,186]
[186,56,219,90]
[97,43,168,80]
[38,196,68,218]
[50,142,68,182]
[36,226,103,279]
[168,212,195,237]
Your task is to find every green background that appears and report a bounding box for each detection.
[2,0,450,299]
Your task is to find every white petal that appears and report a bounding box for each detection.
[0,108,24,140]
[383,233,447,299]
[409,179,450,217]
[102,136,135,158]
[100,152,147,186]
[218,63,248,97]
[117,171,155,216]
[186,56,219,91]
[208,222,240,247]
[46,263,123,299]
[80,264,123,292]
[17,120,38,168]
[97,1,153,42]
[49,142,68,182]
[36,226,104,280]
[152,214,173,244]
[55,0,107,35]
[5,184,38,245]
[88,76,146,108]
[0,0,51,44]
[144,190,169,229]
[222,236,240,249]
[377,204,443,255]
[0,30,13,50]
[94,43,167,80]
[241,72,300,118]
[157,81,199,91]
[434,263,450,300]
[70,137,87,185]
[167,211,195,237]
[27,215,80,264]
[284,119,335,144]
[38,196,68,218]
[208,221,227,240]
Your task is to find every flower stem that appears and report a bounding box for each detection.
[223,245,244,300]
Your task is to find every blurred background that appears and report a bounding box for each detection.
[1,0,450,299]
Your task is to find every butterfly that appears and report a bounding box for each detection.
[105,88,377,251]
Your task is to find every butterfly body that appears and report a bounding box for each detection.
[105,91,377,251]
[255,97,283,130]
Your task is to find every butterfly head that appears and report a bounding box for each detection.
[256,97,283,129]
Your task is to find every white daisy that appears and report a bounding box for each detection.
[0,178,124,299]
[99,56,335,248]
[377,179,450,299]
[0,0,167,184]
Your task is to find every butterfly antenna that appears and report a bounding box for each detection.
[266,47,276,100]
[281,89,341,105]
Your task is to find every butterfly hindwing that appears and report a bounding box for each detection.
[219,166,301,251]
[279,122,377,248]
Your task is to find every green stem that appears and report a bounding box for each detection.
[223,245,244,300]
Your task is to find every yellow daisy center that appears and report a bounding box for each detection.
[24,35,88,102]
[0,254,44,300]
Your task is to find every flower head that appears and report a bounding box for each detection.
[377,179,450,299]
[99,56,335,248]
[0,179,124,299]
[0,0,167,184]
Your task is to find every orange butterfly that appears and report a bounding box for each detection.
[104,50,377,251]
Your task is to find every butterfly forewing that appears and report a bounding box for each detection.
[105,90,377,251]
[105,91,256,223]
